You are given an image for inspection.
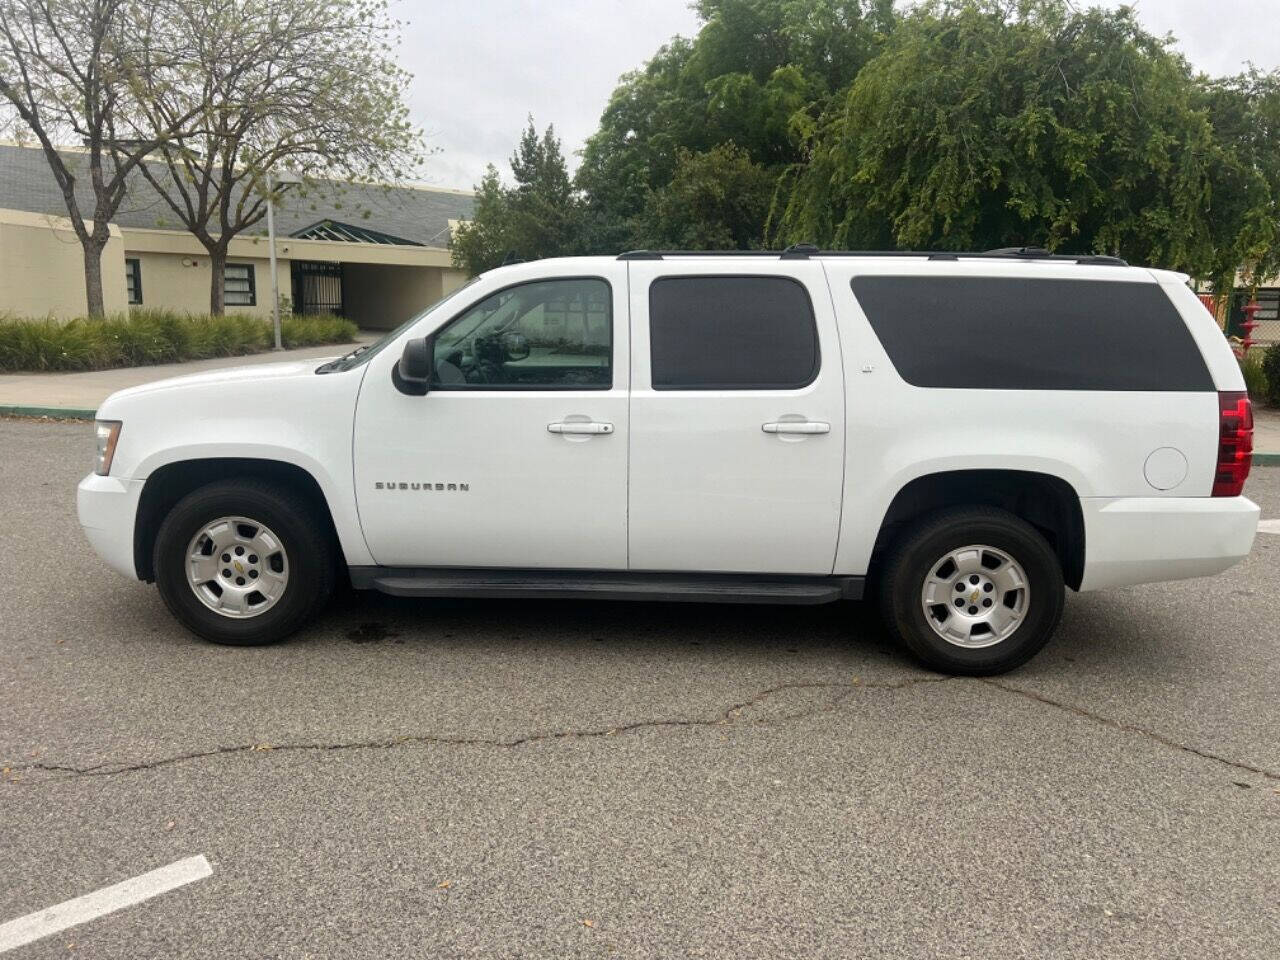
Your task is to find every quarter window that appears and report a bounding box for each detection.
[430,278,611,389]
[850,276,1213,391]
[648,276,819,389]
[224,263,256,306]
[125,258,142,305]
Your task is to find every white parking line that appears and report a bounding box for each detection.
[0,855,211,953]
[1259,519,1280,535]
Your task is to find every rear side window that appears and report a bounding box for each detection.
[850,276,1213,391]
[649,276,819,389]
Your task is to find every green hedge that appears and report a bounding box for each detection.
[1261,344,1280,407]
[1240,349,1268,403]
[0,310,357,372]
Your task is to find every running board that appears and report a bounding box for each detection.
[349,568,863,605]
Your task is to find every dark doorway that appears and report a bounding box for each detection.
[291,261,345,315]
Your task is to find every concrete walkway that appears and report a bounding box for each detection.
[0,335,375,417]
[1254,406,1280,461]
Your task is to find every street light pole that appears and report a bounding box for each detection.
[266,171,282,350]
[264,170,302,351]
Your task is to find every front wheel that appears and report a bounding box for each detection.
[153,479,334,645]
[877,507,1065,675]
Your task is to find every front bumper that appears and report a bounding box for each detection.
[1079,495,1260,591]
[77,473,145,580]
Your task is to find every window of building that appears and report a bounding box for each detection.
[850,275,1213,391]
[224,263,256,306]
[648,276,819,390]
[125,258,142,305]
[430,278,611,389]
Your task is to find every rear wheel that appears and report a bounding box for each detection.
[153,480,334,645]
[877,507,1064,675]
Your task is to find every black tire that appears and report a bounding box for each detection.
[877,507,1064,676]
[153,479,334,645]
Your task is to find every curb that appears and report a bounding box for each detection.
[1255,453,1280,466]
[0,404,96,421]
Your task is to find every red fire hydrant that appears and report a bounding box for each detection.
[1241,300,1261,355]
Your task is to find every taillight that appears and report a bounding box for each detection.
[1212,391,1253,497]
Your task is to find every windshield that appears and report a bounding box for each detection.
[317,276,481,374]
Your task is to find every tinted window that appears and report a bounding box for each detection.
[851,276,1213,391]
[649,276,819,389]
[432,278,611,389]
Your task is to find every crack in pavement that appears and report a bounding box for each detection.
[982,679,1280,782]
[8,674,1277,787]
[3,676,954,785]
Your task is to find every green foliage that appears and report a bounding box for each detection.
[634,143,775,249]
[576,0,895,244]
[776,0,1280,283]
[450,120,585,275]
[0,310,355,372]
[1261,345,1280,407]
[279,314,360,348]
[1239,349,1268,402]
[1195,71,1280,291]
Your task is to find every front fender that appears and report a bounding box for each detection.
[100,367,372,567]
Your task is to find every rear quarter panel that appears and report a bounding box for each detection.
[820,261,1221,577]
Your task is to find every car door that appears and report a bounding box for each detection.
[626,260,846,574]
[353,264,629,569]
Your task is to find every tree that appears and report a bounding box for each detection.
[576,0,895,244]
[131,0,421,314]
[0,0,197,316]
[634,142,774,249]
[776,0,1277,286]
[1195,69,1280,294]
[451,120,582,275]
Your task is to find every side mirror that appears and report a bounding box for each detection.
[393,337,431,395]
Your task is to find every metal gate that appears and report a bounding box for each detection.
[291,261,344,315]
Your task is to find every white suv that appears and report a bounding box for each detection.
[77,248,1259,675]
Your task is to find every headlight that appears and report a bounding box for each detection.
[94,420,122,476]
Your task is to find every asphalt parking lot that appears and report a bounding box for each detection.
[1,417,1278,959]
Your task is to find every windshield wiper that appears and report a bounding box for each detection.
[316,342,372,374]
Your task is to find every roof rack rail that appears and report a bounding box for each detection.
[616,248,1128,266]
[780,242,819,259]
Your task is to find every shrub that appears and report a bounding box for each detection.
[280,314,358,348]
[1240,349,1268,402]
[1262,344,1280,407]
[0,310,357,372]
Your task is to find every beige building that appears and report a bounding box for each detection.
[0,144,473,328]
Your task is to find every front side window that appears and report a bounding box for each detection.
[125,258,142,305]
[224,263,256,306]
[431,278,611,389]
[648,276,819,390]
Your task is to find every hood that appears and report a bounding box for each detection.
[102,357,339,405]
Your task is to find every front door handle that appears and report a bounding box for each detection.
[548,421,614,435]
[762,421,830,435]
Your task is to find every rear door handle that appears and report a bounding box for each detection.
[762,421,830,435]
[548,421,614,435]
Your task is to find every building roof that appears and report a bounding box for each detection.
[0,143,473,248]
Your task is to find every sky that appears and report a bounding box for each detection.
[392,0,1280,192]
